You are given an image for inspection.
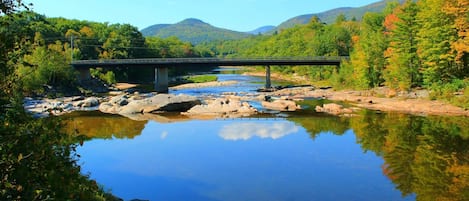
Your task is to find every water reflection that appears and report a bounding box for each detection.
[0,112,116,200]
[65,111,469,201]
[219,121,299,140]
[350,111,469,201]
[62,111,147,139]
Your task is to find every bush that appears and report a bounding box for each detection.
[429,79,469,109]
[90,68,116,85]
[16,41,78,95]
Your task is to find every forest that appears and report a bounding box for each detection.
[1,10,211,96]
[197,0,468,107]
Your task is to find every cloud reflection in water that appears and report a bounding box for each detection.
[219,122,299,140]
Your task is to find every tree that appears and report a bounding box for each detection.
[16,33,77,95]
[345,12,387,89]
[0,0,30,15]
[383,1,420,90]
[1,2,121,200]
[416,0,459,85]
[442,0,469,69]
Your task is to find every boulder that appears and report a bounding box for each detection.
[109,94,129,106]
[261,100,301,111]
[315,103,354,115]
[100,94,201,115]
[82,97,99,107]
[183,98,257,117]
[99,102,119,114]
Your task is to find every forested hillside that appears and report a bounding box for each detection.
[0,12,211,95]
[197,0,469,107]
[274,0,405,31]
[141,18,251,44]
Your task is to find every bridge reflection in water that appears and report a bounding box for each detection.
[71,57,345,93]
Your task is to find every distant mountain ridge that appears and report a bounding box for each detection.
[275,0,405,31]
[141,18,250,44]
[141,0,404,43]
[247,26,276,35]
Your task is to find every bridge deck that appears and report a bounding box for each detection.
[71,57,345,68]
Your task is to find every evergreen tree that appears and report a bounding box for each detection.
[384,0,420,90]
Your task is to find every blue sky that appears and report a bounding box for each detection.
[29,0,379,32]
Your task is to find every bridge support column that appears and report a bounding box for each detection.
[77,68,91,81]
[154,67,169,93]
[265,65,271,89]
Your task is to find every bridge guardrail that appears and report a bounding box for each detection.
[71,56,349,66]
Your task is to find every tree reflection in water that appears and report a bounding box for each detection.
[294,111,469,201]
[0,102,119,200]
[62,111,147,139]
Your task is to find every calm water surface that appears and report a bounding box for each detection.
[65,72,469,201]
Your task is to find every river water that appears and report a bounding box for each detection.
[64,70,469,201]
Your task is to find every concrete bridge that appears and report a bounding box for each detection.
[71,57,344,93]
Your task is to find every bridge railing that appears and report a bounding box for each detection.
[71,56,349,65]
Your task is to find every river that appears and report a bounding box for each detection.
[63,70,469,201]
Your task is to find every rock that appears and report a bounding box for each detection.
[183,98,257,117]
[63,96,84,102]
[63,103,74,110]
[110,95,129,106]
[256,95,268,101]
[261,100,301,111]
[109,91,123,96]
[82,97,99,107]
[107,94,201,115]
[222,92,237,96]
[73,100,85,107]
[98,102,119,114]
[271,86,315,96]
[315,103,354,115]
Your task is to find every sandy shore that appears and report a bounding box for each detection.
[272,88,469,116]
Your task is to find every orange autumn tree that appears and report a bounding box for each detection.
[442,0,469,67]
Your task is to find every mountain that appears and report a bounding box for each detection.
[275,0,404,31]
[140,24,171,36]
[247,26,276,35]
[141,18,251,44]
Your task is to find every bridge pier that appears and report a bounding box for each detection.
[265,65,271,89]
[77,68,91,80]
[154,67,169,93]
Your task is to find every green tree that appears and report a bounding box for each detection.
[1,2,118,200]
[16,33,77,95]
[383,0,420,90]
[416,0,459,85]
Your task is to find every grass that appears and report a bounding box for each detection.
[185,75,218,83]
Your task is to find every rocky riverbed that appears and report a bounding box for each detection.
[24,82,469,119]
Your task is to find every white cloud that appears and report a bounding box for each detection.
[160,131,168,140]
[219,122,299,141]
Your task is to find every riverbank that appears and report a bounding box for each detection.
[244,70,469,116]
[282,88,469,116]
[24,72,469,117]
